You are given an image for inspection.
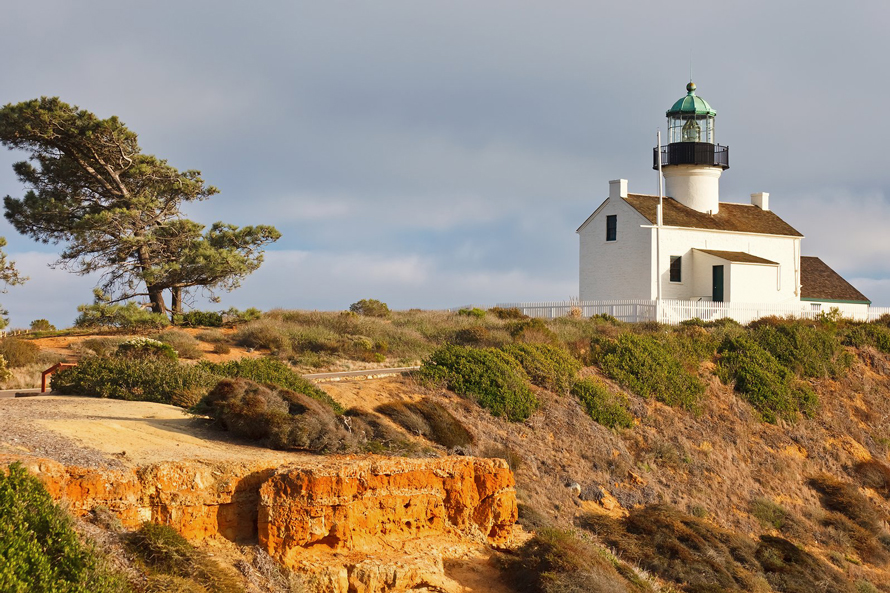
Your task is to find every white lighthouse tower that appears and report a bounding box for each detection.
[655,82,729,214]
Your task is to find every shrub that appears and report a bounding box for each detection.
[488,306,528,320]
[349,299,391,318]
[199,357,342,413]
[717,335,818,423]
[753,322,851,378]
[128,522,241,593]
[570,378,634,429]
[154,330,203,359]
[0,338,39,368]
[502,528,630,593]
[583,504,855,593]
[222,307,263,324]
[80,337,126,357]
[29,319,55,332]
[598,333,704,411]
[74,291,168,331]
[212,342,231,355]
[480,444,523,472]
[176,310,223,327]
[51,358,218,407]
[233,321,288,352]
[116,337,178,361]
[196,329,228,343]
[419,344,538,422]
[750,497,789,530]
[376,398,474,449]
[506,318,557,344]
[457,307,486,319]
[0,462,127,592]
[199,378,352,452]
[452,326,490,346]
[501,343,581,395]
[844,323,890,353]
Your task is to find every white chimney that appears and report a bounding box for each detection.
[751,192,769,211]
[609,179,628,200]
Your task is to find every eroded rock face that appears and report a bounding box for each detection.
[0,454,517,576]
[258,457,516,566]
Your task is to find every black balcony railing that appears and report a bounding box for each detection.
[653,142,729,170]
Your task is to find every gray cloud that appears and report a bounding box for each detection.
[0,1,888,327]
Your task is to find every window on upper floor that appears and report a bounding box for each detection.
[606,215,617,241]
[670,256,682,282]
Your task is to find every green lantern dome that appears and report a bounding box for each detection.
[666,82,716,117]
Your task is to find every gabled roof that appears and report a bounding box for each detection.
[622,194,804,237]
[695,249,777,265]
[800,256,870,304]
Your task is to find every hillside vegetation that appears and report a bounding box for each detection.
[10,305,890,592]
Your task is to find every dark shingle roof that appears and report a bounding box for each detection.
[622,194,803,237]
[694,249,778,265]
[800,256,870,303]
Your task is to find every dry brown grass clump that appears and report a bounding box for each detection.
[855,459,890,498]
[375,398,474,449]
[582,504,857,593]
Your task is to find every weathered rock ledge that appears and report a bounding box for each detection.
[2,453,517,577]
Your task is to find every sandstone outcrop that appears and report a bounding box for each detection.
[1,453,517,585]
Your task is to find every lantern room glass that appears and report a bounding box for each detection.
[668,114,715,144]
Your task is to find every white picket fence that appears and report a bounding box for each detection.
[486,299,890,326]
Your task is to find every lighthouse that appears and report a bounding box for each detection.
[654,82,729,214]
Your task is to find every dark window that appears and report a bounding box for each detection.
[606,215,617,241]
[670,256,682,282]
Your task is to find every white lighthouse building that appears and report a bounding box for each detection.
[577,82,870,316]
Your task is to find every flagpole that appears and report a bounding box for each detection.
[656,130,664,323]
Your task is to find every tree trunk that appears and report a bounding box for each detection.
[171,287,182,316]
[147,284,168,316]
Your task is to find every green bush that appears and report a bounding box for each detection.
[750,497,789,530]
[419,344,538,422]
[233,321,288,352]
[753,322,851,378]
[0,338,39,368]
[0,462,128,592]
[199,357,342,413]
[506,318,557,344]
[128,522,241,593]
[488,306,528,320]
[154,330,203,359]
[74,291,168,331]
[176,310,223,327]
[597,333,704,411]
[571,378,634,429]
[51,358,219,408]
[844,323,890,353]
[501,343,581,395]
[717,335,818,423]
[116,337,178,362]
[195,329,228,343]
[349,299,391,318]
[29,319,55,332]
[457,307,486,319]
[376,398,474,449]
[452,326,491,346]
[222,307,263,324]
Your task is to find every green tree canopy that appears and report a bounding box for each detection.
[0,97,279,316]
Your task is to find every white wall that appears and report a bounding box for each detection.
[657,227,800,304]
[578,198,653,300]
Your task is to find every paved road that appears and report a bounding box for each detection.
[303,366,420,382]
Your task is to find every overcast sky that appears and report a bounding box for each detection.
[1,1,888,327]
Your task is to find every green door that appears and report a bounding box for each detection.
[712,265,724,302]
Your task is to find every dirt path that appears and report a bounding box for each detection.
[0,395,316,468]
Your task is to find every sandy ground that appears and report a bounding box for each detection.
[0,395,314,468]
